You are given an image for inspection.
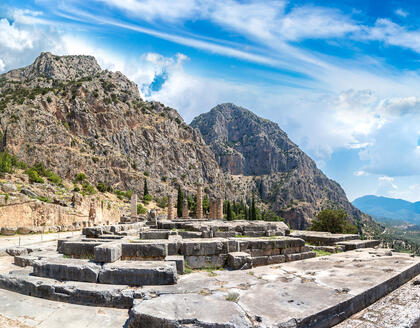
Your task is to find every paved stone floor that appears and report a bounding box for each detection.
[0,231,81,254]
[0,289,128,328]
[335,275,420,328]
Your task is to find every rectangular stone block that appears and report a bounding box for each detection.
[285,253,302,262]
[267,255,285,264]
[213,231,236,238]
[140,230,169,240]
[33,258,101,283]
[180,239,228,256]
[99,261,177,286]
[251,256,268,267]
[165,255,185,274]
[185,254,227,269]
[179,231,203,239]
[121,243,167,259]
[14,255,38,267]
[60,242,103,259]
[94,243,122,263]
[227,252,252,270]
[300,251,316,260]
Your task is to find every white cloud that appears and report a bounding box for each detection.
[354,170,368,176]
[0,18,34,50]
[395,9,408,18]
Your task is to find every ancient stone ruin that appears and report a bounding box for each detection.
[0,184,418,327]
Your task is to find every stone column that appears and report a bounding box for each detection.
[130,193,137,221]
[88,200,96,223]
[182,199,189,219]
[216,198,223,220]
[167,195,174,220]
[196,184,203,219]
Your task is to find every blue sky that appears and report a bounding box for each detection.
[2,1,420,202]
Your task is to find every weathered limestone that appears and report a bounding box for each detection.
[33,258,101,283]
[209,198,216,219]
[121,242,168,259]
[164,255,185,274]
[94,242,122,263]
[227,252,252,270]
[130,193,137,221]
[290,230,359,246]
[99,261,177,286]
[196,184,203,219]
[216,198,223,220]
[167,195,174,220]
[88,200,96,223]
[181,199,189,219]
[336,239,381,251]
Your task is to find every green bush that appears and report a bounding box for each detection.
[137,203,147,214]
[143,193,152,204]
[97,182,112,193]
[114,189,132,200]
[310,209,358,234]
[156,196,168,208]
[81,182,96,195]
[26,168,44,183]
[0,152,14,174]
[74,172,86,183]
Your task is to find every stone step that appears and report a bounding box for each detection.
[32,258,178,286]
[335,239,381,251]
[290,230,360,246]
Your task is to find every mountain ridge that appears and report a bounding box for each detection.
[353,195,420,224]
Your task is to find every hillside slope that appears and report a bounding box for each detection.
[353,195,420,224]
[0,52,227,198]
[191,103,375,230]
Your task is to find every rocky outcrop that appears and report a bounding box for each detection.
[191,103,374,229]
[0,53,226,198]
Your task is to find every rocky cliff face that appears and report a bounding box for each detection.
[191,103,374,230]
[0,52,226,197]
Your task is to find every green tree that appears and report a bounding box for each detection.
[251,194,257,221]
[176,185,184,217]
[203,195,209,214]
[310,209,358,234]
[143,178,149,197]
[226,200,233,221]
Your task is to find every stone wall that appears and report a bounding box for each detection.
[0,195,120,234]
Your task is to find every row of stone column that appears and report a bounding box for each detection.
[129,186,225,221]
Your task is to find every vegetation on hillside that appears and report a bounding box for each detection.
[310,209,358,234]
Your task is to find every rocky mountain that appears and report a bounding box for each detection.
[0,53,378,232]
[353,195,420,224]
[191,103,375,230]
[0,52,226,197]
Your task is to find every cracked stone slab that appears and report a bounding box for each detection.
[127,293,253,328]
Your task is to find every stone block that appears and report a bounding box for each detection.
[94,243,122,263]
[285,253,302,262]
[60,241,102,259]
[165,255,185,274]
[121,243,167,259]
[185,254,227,269]
[179,231,203,239]
[180,239,228,256]
[6,247,29,256]
[251,256,268,267]
[33,258,101,283]
[268,254,286,264]
[300,251,316,260]
[227,252,252,270]
[99,261,177,286]
[213,231,236,238]
[1,227,17,236]
[14,255,38,267]
[140,230,169,240]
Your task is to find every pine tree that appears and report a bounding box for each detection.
[143,178,149,197]
[226,201,233,221]
[244,205,249,220]
[176,185,183,217]
[251,194,256,221]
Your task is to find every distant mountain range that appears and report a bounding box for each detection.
[353,195,420,224]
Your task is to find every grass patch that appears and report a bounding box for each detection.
[314,249,333,257]
[225,292,239,302]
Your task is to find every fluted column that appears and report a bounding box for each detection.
[216,198,223,220]
[130,193,137,221]
[182,199,189,219]
[196,185,203,219]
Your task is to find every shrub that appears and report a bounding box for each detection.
[81,182,96,195]
[143,193,152,204]
[161,175,167,182]
[137,203,147,214]
[46,96,52,103]
[26,168,44,183]
[74,172,86,183]
[310,209,358,234]
[156,196,168,208]
[0,152,14,174]
[97,182,112,193]
[114,189,132,200]
[144,171,150,177]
